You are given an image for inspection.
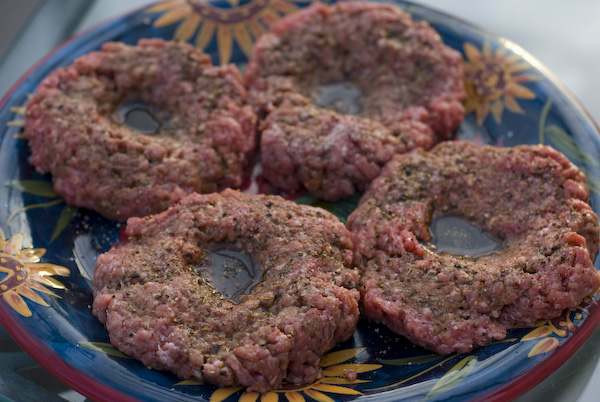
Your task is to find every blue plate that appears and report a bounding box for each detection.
[0,1,599,401]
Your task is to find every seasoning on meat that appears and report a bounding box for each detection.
[25,39,256,220]
[93,190,360,392]
[246,1,465,200]
[348,141,600,354]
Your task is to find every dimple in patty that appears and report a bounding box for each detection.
[246,1,465,201]
[25,39,257,220]
[348,141,600,354]
[92,190,360,392]
[312,81,364,115]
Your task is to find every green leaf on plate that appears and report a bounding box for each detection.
[546,125,598,167]
[8,180,56,197]
[50,206,77,242]
[538,99,552,144]
[427,355,477,397]
[79,342,131,359]
[321,363,382,377]
[379,354,441,366]
[174,380,204,386]
[7,199,63,223]
[489,337,518,345]
[586,177,600,195]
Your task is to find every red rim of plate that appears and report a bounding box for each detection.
[0,2,599,401]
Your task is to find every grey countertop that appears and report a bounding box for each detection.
[0,1,598,401]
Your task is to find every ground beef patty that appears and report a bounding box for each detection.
[246,1,464,200]
[92,190,360,392]
[348,141,600,354]
[25,39,256,220]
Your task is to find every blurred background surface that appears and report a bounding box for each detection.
[0,1,598,401]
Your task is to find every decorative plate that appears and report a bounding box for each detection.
[0,1,598,401]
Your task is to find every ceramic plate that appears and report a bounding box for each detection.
[0,1,598,401]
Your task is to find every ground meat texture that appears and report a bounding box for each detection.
[348,141,600,354]
[24,39,256,220]
[92,190,360,392]
[246,1,464,200]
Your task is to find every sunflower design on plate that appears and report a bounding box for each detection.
[148,0,302,64]
[521,309,585,358]
[463,42,536,124]
[175,348,381,401]
[0,230,69,317]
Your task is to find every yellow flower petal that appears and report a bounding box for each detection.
[27,282,58,298]
[28,282,58,298]
[319,348,365,367]
[513,74,539,83]
[508,83,535,100]
[32,276,66,289]
[549,322,567,337]
[475,103,490,125]
[507,61,531,74]
[463,101,476,115]
[310,384,361,395]
[504,52,522,65]
[260,391,278,402]
[321,363,382,377]
[0,229,6,249]
[303,390,333,402]
[26,263,70,277]
[240,392,259,402]
[528,337,559,357]
[284,391,305,402]
[6,233,24,255]
[17,286,49,307]
[196,21,216,50]
[259,8,281,27]
[147,0,184,13]
[16,248,45,263]
[463,43,481,63]
[521,325,552,341]
[319,377,369,385]
[217,25,233,64]
[490,100,504,123]
[482,42,492,58]
[153,5,190,28]
[3,291,32,317]
[175,14,201,42]
[247,20,265,39]
[504,95,524,113]
[210,387,242,402]
[233,24,254,57]
[553,328,567,337]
